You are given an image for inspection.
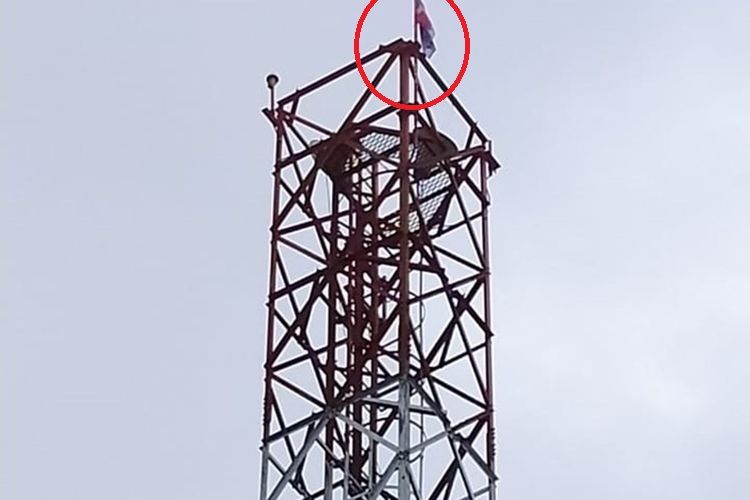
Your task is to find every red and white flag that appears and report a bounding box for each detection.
[415,0,436,58]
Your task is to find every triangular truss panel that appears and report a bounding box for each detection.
[260,39,502,500]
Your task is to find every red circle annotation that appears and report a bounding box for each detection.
[353,0,471,111]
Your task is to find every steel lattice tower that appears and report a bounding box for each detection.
[260,40,501,500]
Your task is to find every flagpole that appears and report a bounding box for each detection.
[412,0,418,106]
[413,0,417,42]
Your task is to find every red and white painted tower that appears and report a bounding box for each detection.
[261,39,500,500]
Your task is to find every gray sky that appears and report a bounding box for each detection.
[1,0,748,499]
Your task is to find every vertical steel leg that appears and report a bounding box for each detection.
[397,48,412,500]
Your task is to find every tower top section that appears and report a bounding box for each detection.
[263,39,500,177]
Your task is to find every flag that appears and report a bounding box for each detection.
[415,0,436,58]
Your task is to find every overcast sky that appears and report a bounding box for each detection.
[1,0,749,499]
